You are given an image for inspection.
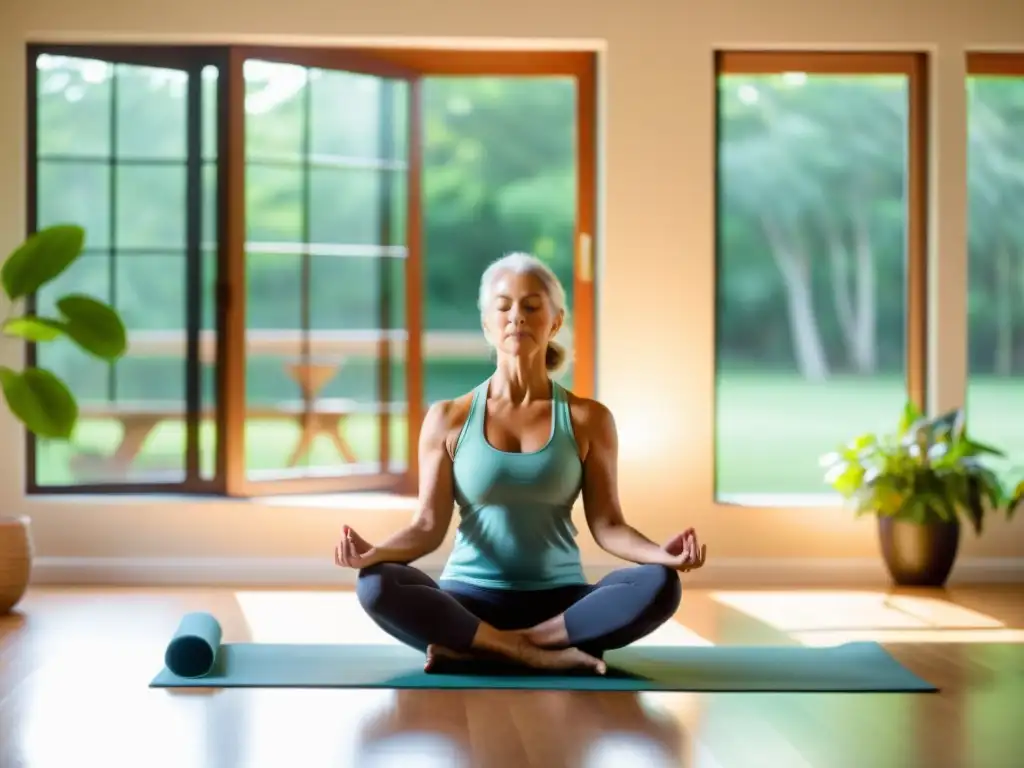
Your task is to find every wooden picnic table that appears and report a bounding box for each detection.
[74,328,568,477]
[76,397,408,477]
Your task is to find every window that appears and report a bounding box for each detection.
[713,52,928,500]
[26,44,598,496]
[965,53,1024,481]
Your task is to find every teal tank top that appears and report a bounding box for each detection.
[439,378,587,590]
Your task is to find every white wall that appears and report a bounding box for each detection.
[1,0,1022,585]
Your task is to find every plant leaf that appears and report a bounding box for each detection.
[961,437,1006,458]
[1009,481,1024,518]
[56,294,127,360]
[898,400,924,435]
[1,224,85,300]
[2,315,66,343]
[0,365,78,439]
[963,477,985,534]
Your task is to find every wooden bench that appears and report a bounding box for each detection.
[74,398,408,474]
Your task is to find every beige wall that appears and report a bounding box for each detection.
[1,0,1022,582]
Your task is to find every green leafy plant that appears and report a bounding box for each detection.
[821,400,1023,535]
[1,224,127,439]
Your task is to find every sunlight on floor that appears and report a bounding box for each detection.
[632,620,714,647]
[226,689,442,768]
[710,590,1024,645]
[233,590,402,644]
[232,590,714,647]
[583,733,683,768]
[636,691,815,768]
[355,732,470,768]
[18,646,213,768]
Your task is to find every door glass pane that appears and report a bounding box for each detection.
[32,55,213,486]
[200,65,220,480]
[714,72,911,498]
[243,60,408,481]
[420,76,578,403]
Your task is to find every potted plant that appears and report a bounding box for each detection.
[0,223,128,613]
[820,401,1023,587]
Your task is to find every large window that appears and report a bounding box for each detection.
[26,45,598,496]
[713,52,928,500]
[966,53,1024,482]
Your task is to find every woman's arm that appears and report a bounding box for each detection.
[579,401,689,567]
[362,400,457,566]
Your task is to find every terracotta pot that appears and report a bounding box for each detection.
[0,515,33,613]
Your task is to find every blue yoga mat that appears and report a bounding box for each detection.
[150,612,938,692]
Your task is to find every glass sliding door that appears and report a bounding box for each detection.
[27,46,217,493]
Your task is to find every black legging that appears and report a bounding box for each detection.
[355,562,682,657]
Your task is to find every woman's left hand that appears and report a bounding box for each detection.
[662,528,707,572]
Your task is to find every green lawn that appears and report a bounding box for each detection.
[716,373,1024,495]
[34,373,1024,492]
[35,416,410,486]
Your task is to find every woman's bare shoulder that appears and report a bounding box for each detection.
[563,387,614,425]
[422,391,477,456]
[562,387,616,457]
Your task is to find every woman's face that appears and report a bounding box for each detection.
[483,270,562,360]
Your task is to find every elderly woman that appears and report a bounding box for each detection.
[335,253,706,674]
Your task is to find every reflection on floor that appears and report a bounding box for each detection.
[1,584,1022,767]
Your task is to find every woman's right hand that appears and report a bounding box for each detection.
[334,525,378,569]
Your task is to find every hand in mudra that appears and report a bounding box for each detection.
[663,528,707,572]
[334,526,377,569]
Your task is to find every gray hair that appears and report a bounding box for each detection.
[478,252,569,373]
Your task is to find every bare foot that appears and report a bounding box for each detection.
[424,644,474,671]
[518,615,570,649]
[425,639,606,675]
[514,639,607,675]
[460,624,606,675]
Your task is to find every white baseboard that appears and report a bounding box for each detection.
[27,555,1024,588]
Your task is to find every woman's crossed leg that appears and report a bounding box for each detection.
[355,561,682,673]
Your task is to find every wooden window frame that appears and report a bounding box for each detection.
[23,43,598,498]
[23,43,228,497]
[966,52,1024,76]
[962,51,1024,431]
[713,50,930,411]
[711,51,930,501]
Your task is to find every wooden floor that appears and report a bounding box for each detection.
[1,584,1022,768]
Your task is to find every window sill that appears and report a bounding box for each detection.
[27,491,421,511]
[28,491,843,512]
[256,492,420,511]
[716,493,844,509]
